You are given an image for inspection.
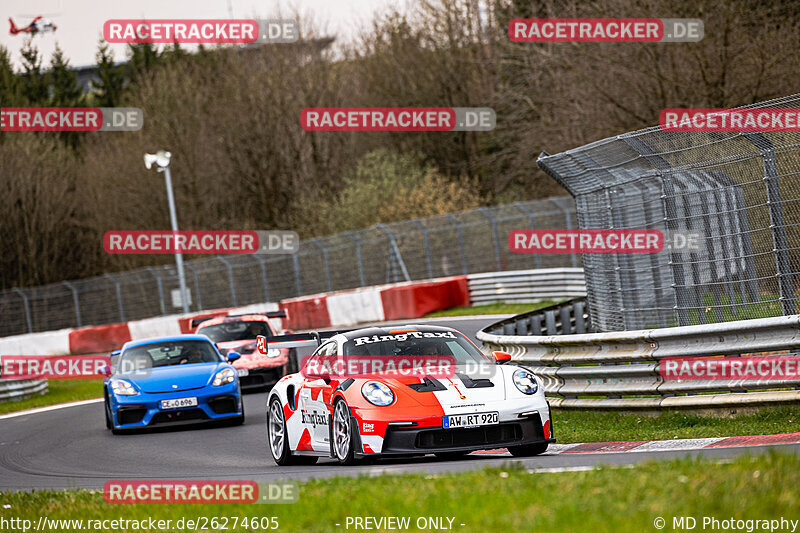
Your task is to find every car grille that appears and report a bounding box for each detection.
[117,406,147,425]
[415,423,523,449]
[151,408,207,424]
[208,396,238,414]
[240,368,282,387]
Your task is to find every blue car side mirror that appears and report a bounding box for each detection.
[227,351,241,362]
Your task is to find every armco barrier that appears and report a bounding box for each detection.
[0,379,48,402]
[477,299,800,410]
[467,268,586,305]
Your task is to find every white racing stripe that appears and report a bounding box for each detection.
[0,398,103,421]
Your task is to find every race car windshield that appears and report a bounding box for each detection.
[119,340,220,370]
[342,331,489,365]
[198,321,272,342]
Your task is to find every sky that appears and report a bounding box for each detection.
[0,0,402,68]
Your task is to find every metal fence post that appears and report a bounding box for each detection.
[104,273,125,322]
[513,201,542,269]
[310,238,333,293]
[147,267,166,315]
[411,219,434,279]
[478,207,503,271]
[345,231,366,287]
[12,288,33,333]
[744,133,796,315]
[443,214,469,275]
[217,257,238,307]
[551,196,578,268]
[62,281,82,328]
[375,224,411,282]
[253,254,270,302]
[292,254,303,296]
[184,263,203,310]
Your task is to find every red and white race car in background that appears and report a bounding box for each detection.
[265,324,554,465]
[192,311,295,391]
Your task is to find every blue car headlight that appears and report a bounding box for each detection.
[213,367,236,386]
[513,369,538,395]
[361,381,394,406]
[110,378,138,396]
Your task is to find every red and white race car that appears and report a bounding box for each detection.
[192,311,294,391]
[265,324,554,465]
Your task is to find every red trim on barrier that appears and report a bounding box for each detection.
[380,277,469,321]
[68,323,132,355]
[280,297,331,331]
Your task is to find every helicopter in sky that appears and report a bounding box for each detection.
[8,16,58,37]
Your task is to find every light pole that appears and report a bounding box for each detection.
[144,150,190,314]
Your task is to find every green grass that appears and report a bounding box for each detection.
[425,301,559,317]
[556,406,800,443]
[0,379,102,415]
[2,453,799,532]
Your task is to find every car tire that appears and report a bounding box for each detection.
[231,400,245,426]
[434,451,470,460]
[332,400,358,465]
[104,397,112,430]
[508,442,549,457]
[268,397,317,466]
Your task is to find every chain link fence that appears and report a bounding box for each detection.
[538,94,800,332]
[0,198,578,337]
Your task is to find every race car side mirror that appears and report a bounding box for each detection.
[227,351,242,362]
[491,351,512,364]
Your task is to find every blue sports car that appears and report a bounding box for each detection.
[104,335,244,434]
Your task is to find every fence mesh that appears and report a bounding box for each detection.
[538,94,800,331]
[0,198,578,337]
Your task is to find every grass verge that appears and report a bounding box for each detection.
[425,301,558,317]
[0,379,102,416]
[1,453,798,532]
[556,405,800,443]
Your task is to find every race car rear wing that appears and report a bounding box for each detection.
[266,329,356,351]
[190,310,288,329]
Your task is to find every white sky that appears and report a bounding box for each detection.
[0,0,402,68]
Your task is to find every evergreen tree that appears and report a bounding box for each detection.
[0,46,21,106]
[19,40,48,105]
[48,44,82,106]
[127,42,162,84]
[92,40,125,107]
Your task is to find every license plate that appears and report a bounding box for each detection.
[237,368,249,377]
[443,411,499,428]
[160,397,198,410]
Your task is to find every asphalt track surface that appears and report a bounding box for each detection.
[1,316,799,491]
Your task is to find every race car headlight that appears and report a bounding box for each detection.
[213,368,236,386]
[110,379,138,396]
[513,369,538,395]
[265,349,281,358]
[361,381,394,406]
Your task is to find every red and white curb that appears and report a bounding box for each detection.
[473,432,800,456]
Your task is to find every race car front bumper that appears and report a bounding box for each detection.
[378,411,553,455]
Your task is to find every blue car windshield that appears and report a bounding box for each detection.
[120,340,220,369]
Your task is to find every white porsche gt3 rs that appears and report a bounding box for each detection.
[264,324,554,465]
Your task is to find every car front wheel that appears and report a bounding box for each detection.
[508,442,549,456]
[332,400,357,465]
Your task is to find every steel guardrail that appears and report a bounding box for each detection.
[467,268,586,305]
[0,379,48,403]
[477,299,800,409]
